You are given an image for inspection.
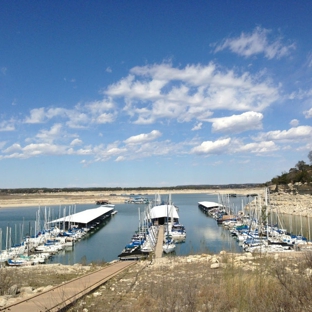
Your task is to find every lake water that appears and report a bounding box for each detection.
[1,193,311,264]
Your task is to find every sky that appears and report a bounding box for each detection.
[1,1,312,188]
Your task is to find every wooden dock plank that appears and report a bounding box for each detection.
[154,225,164,259]
[1,261,136,312]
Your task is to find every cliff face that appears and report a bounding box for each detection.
[272,182,312,195]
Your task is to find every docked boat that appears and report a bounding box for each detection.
[198,201,224,213]
[125,197,149,204]
[118,245,149,260]
[150,203,179,225]
[163,239,176,254]
[164,223,186,243]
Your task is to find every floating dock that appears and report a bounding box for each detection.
[198,201,223,213]
[48,204,115,230]
[154,225,164,259]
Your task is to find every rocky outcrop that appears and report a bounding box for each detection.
[246,186,312,217]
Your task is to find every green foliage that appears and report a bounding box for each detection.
[295,160,307,171]
[271,157,312,185]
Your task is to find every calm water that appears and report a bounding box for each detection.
[1,193,311,264]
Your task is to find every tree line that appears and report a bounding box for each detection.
[271,151,312,185]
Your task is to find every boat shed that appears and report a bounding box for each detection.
[48,205,115,229]
[198,201,223,212]
[149,204,179,225]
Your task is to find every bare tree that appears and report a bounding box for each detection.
[308,150,312,164]
[295,160,307,170]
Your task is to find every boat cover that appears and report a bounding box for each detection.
[149,204,179,220]
[48,205,114,225]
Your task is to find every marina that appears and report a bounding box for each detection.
[0,204,116,266]
[198,191,312,253]
[117,194,184,259]
[1,192,312,266]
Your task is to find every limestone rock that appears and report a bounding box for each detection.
[210,263,220,269]
[7,284,19,295]
[211,257,219,264]
[93,292,102,297]
[20,286,34,294]
[0,297,8,307]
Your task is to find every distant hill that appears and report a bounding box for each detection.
[0,183,263,194]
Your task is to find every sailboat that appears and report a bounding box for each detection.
[163,196,176,254]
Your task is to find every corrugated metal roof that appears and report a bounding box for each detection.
[49,205,115,225]
[150,204,179,220]
[198,201,222,209]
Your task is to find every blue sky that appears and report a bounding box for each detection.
[1,1,312,188]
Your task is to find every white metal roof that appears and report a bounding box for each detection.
[49,205,115,225]
[198,201,223,209]
[150,204,179,220]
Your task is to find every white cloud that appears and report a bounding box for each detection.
[65,111,89,129]
[107,147,127,155]
[23,143,67,156]
[115,156,125,162]
[288,88,312,100]
[192,122,202,131]
[3,143,22,154]
[70,138,83,146]
[214,27,295,59]
[95,113,115,124]
[290,119,299,127]
[23,99,116,128]
[106,67,112,73]
[254,126,312,142]
[24,108,46,124]
[304,107,312,118]
[124,130,162,145]
[105,62,279,124]
[235,141,279,154]
[85,99,115,113]
[35,124,63,143]
[191,138,231,155]
[3,143,68,158]
[0,120,15,131]
[209,111,263,134]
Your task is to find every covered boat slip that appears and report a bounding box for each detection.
[150,204,179,225]
[198,201,223,213]
[48,204,115,230]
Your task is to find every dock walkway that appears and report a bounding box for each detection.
[154,225,164,259]
[1,261,136,312]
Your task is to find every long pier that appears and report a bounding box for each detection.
[154,225,164,259]
[0,261,136,312]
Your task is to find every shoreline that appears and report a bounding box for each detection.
[0,188,265,209]
[1,188,311,217]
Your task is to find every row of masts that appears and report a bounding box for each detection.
[233,188,311,241]
[0,204,77,254]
